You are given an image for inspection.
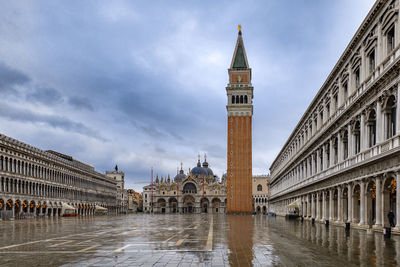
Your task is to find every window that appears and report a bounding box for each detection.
[320,111,323,126]
[257,184,262,191]
[326,144,330,168]
[368,110,376,147]
[334,94,338,110]
[369,49,375,74]
[231,95,235,104]
[326,104,330,118]
[343,131,349,160]
[240,95,243,104]
[387,26,395,54]
[354,68,360,88]
[319,148,323,171]
[334,138,338,164]
[244,95,248,104]
[385,95,397,139]
[354,121,361,154]
[343,82,348,102]
[236,95,239,103]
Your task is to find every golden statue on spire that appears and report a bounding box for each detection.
[238,24,242,32]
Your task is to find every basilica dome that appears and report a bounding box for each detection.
[190,158,214,176]
[174,169,187,182]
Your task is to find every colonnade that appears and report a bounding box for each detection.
[298,172,399,230]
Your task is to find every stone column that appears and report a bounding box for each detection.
[316,192,320,220]
[311,193,315,218]
[347,184,353,223]
[322,145,325,171]
[311,154,314,175]
[348,124,353,158]
[338,132,342,162]
[360,112,366,152]
[322,191,326,220]
[359,180,366,225]
[337,186,342,222]
[316,149,321,173]
[376,101,383,143]
[375,177,382,227]
[329,189,334,221]
[396,172,400,228]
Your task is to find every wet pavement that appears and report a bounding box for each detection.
[0,214,399,266]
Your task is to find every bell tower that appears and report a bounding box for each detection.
[226,25,253,213]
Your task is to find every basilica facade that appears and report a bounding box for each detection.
[142,156,227,214]
[269,0,400,233]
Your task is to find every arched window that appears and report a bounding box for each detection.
[240,95,244,103]
[232,95,235,104]
[183,182,197,194]
[343,130,348,160]
[244,95,248,103]
[353,121,361,154]
[257,184,262,191]
[367,110,376,147]
[236,95,239,103]
[333,137,338,164]
[319,147,323,171]
[385,95,396,139]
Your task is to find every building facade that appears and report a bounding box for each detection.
[127,189,140,213]
[269,0,400,232]
[252,174,270,214]
[105,168,128,213]
[0,133,117,220]
[143,156,227,213]
[226,25,254,213]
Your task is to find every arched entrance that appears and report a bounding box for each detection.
[169,197,178,213]
[383,176,396,226]
[256,206,261,214]
[342,187,348,222]
[157,198,166,213]
[353,184,361,223]
[30,201,35,214]
[212,198,221,213]
[14,200,21,217]
[201,198,209,213]
[366,181,376,226]
[42,202,47,215]
[22,200,28,213]
[262,206,267,214]
[6,199,12,211]
[183,195,195,214]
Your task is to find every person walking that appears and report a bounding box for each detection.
[387,210,395,227]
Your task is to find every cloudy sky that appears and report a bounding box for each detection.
[0,0,375,191]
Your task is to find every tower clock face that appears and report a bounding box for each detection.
[237,76,242,82]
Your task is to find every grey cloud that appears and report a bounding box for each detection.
[0,62,30,96]
[68,96,94,111]
[27,87,63,105]
[0,103,106,141]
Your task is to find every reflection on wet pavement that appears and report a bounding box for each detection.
[0,214,399,266]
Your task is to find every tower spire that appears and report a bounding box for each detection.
[230,25,249,70]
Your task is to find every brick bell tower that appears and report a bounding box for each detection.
[226,25,253,213]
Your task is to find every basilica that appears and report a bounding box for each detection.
[142,156,227,213]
